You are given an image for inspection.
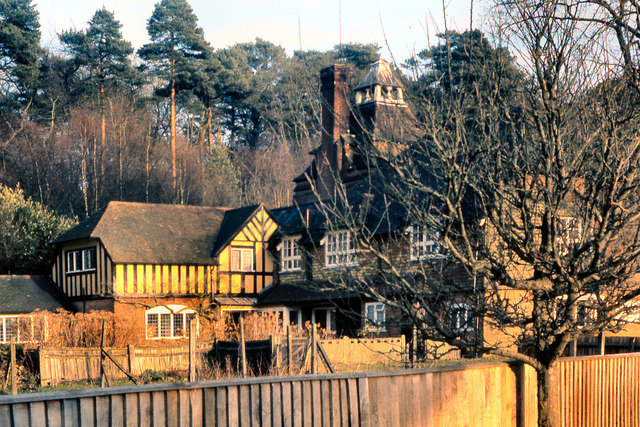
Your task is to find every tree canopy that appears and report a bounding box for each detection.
[0,184,75,274]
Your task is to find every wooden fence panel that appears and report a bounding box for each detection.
[557,352,640,427]
[7,354,640,426]
[39,344,214,385]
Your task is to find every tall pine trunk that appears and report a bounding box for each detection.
[170,75,177,200]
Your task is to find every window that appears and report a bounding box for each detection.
[557,218,582,256]
[66,247,96,273]
[281,237,301,272]
[410,225,444,260]
[288,309,301,326]
[312,308,336,332]
[145,305,196,339]
[450,303,474,333]
[325,230,357,267]
[0,316,34,343]
[231,248,254,271]
[364,302,386,332]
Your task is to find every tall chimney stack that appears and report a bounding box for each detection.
[319,64,352,171]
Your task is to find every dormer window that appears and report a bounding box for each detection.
[325,230,358,267]
[66,247,96,274]
[410,225,445,260]
[280,237,301,272]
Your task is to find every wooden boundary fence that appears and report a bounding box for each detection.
[0,361,534,427]
[9,350,640,425]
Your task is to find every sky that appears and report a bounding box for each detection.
[36,0,481,63]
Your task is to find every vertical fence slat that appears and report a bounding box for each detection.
[110,394,124,427]
[239,385,251,426]
[292,381,302,427]
[357,377,370,427]
[124,393,139,427]
[12,403,30,427]
[227,386,239,427]
[203,388,215,426]
[0,404,11,427]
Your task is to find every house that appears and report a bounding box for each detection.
[0,275,73,343]
[49,202,277,340]
[42,59,475,345]
[256,60,477,341]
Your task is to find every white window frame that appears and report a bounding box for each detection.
[145,305,197,339]
[279,237,301,272]
[410,225,445,261]
[450,303,474,333]
[324,230,358,268]
[0,315,34,343]
[364,302,386,332]
[230,247,254,271]
[65,247,97,274]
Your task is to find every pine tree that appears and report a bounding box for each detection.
[0,0,42,103]
[139,0,209,200]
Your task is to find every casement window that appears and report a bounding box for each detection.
[557,218,582,256]
[324,230,357,267]
[66,247,97,273]
[145,305,196,339]
[230,248,254,271]
[450,303,474,333]
[364,302,386,332]
[410,225,444,260]
[281,237,301,272]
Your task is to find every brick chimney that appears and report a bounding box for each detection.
[319,64,353,173]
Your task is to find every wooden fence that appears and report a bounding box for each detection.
[558,352,640,427]
[39,343,214,385]
[39,336,407,385]
[22,347,640,426]
[0,361,534,427]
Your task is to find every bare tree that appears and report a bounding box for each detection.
[307,3,640,426]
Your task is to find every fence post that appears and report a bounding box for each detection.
[287,325,292,375]
[100,319,106,388]
[189,318,197,382]
[311,323,317,374]
[599,331,606,356]
[239,316,247,378]
[10,337,16,395]
[127,344,135,375]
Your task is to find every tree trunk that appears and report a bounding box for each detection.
[536,364,559,427]
[170,76,177,200]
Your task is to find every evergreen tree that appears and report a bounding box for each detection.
[0,0,42,103]
[0,184,76,274]
[138,0,209,199]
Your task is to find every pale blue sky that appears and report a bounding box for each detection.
[36,0,480,62]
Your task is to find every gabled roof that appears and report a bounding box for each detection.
[0,275,74,314]
[53,201,228,265]
[211,205,262,256]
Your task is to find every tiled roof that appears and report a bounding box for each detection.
[211,205,260,256]
[53,201,228,265]
[0,275,73,314]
